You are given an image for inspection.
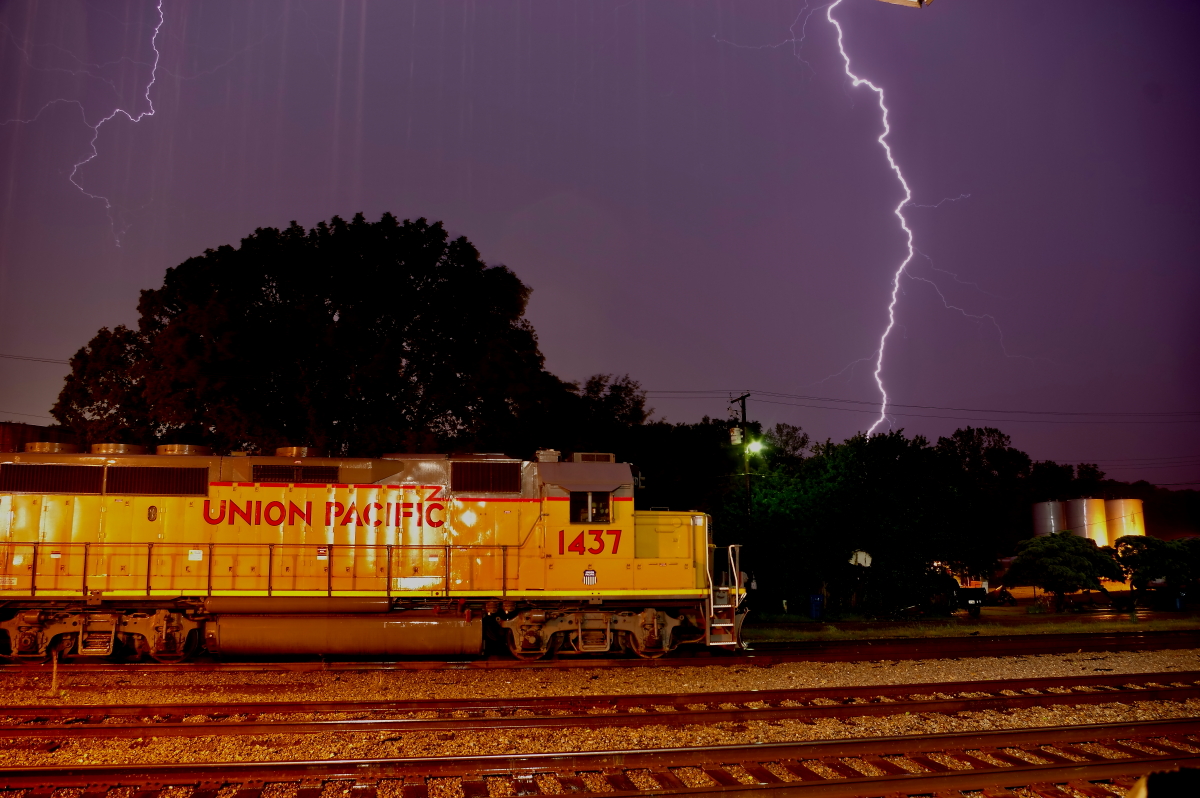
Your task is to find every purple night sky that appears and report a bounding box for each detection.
[1,0,1197,485]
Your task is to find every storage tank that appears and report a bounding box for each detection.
[1065,498,1108,545]
[1032,501,1066,537]
[1104,499,1146,546]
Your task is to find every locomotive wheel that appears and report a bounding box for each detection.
[139,631,198,664]
[506,631,548,661]
[624,631,668,659]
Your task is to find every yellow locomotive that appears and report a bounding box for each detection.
[0,443,745,660]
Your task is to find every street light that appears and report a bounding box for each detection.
[747,441,764,454]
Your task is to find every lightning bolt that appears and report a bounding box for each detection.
[912,193,971,209]
[826,0,912,434]
[713,0,823,74]
[1,0,164,246]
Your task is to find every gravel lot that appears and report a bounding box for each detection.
[4,647,1199,706]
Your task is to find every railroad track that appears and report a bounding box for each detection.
[4,629,1198,672]
[2,717,1197,796]
[3,670,1197,739]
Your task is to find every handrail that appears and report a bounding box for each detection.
[727,544,742,608]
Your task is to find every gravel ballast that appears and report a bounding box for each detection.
[0,698,1197,767]
[0,648,1197,768]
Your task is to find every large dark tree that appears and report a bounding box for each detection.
[53,213,585,455]
[935,427,1033,555]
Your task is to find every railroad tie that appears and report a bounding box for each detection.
[647,769,687,790]
[862,755,913,776]
[905,753,955,772]
[1100,740,1168,758]
[977,747,1041,767]
[511,773,542,795]
[777,758,831,781]
[1025,748,1078,765]
[817,757,865,778]
[701,766,743,787]
[1144,736,1200,755]
[552,772,587,793]
[1051,744,1107,762]
[191,783,224,798]
[1027,783,1080,798]
[348,781,378,798]
[944,750,999,770]
[739,762,784,784]
[400,774,429,798]
[459,776,490,797]
[1066,780,1126,798]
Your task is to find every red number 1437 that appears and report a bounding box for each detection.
[558,529,622,555]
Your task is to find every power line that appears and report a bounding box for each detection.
[1101,462,1200,471]
[646,391,1200,425]
[0,353,69,365]
[754,396,1198,426]
[646,389,1199,418]
[0,410,54,419]
[1077,455,1200,463]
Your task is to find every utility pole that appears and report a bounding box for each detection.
[733,393,751,518]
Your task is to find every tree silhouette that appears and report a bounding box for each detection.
[53,213,600,455]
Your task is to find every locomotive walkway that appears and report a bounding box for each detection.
[0,670,1196,739]
[1,717,1197,796]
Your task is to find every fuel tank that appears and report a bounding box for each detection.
[205,612,483,656]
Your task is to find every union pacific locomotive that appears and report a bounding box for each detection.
[0,443,745,661]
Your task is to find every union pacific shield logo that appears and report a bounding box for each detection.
[583,569,597,585]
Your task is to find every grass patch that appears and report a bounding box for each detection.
[743,615,1200,643]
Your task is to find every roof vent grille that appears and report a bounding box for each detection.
[451,461,521,493]
[252,465,340,484]
[571,452,615,463]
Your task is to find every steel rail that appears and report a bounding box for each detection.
[1,717,1198,795]
[3,629,1198,673]
[2,671,1196,739]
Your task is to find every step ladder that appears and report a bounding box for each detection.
[77,616,118,656]
[707,587,738,647]
[574,613,613,652]
[706,545,744,647]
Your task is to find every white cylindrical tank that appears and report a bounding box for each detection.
[1065,498,1108,545]
[1032,501,1066,537]
[1104,499,1146,546]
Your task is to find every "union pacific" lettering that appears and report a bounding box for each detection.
[202,500,445,527]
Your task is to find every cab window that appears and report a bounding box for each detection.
[570,491,611,523]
